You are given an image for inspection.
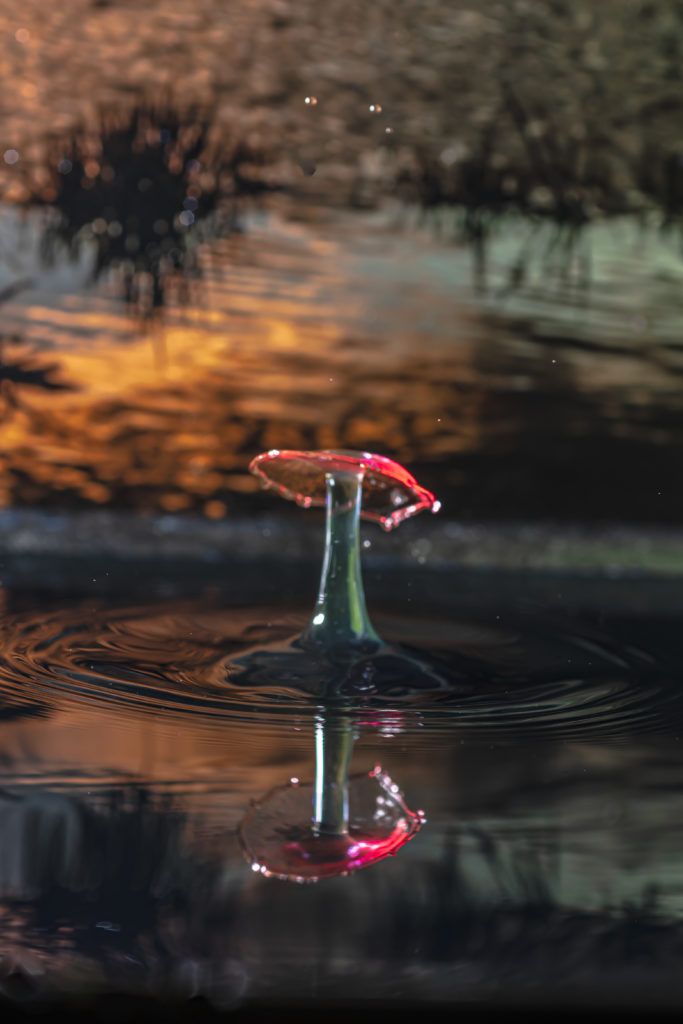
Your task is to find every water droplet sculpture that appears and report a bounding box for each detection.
[240,713,424,882]
[229,449,442,698]
[236,451,435,879]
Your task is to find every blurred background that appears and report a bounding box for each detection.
[0,0,681,528]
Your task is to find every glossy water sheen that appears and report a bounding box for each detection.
[0,597,677,738]
[0,570,682,1012]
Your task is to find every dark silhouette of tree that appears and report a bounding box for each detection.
[34,105,279,317]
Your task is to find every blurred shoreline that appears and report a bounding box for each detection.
[2,507,683,578]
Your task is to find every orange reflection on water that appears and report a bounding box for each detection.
[0,202,681,522]
[0,210,470,513]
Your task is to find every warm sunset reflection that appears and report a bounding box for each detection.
[0,206,680,521]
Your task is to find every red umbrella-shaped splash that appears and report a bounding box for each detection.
[249,449,440,531]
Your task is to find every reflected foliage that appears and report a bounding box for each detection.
[0,786,245,1005]
[33,105,276,316]
[0,783,681,1007]
[0,284,72,419]
[0,344,72,417]
[1,329,683,521]
[384,1,683,280]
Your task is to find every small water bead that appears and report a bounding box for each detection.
[410,538,432,565]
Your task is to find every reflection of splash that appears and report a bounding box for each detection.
[240,768,424,883]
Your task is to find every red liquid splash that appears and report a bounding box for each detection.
[249,449,440,531]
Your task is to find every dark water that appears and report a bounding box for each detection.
[1,559,683,1012]
[0,593,676,737]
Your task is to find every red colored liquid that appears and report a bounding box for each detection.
[250,448,440,531]
[240,768,425,883]
[252,825,416,881]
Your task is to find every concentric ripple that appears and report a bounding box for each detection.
[0,600,678,738]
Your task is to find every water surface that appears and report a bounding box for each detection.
[0,562,682,1011]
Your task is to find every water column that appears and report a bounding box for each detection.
[302,470,380,652]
